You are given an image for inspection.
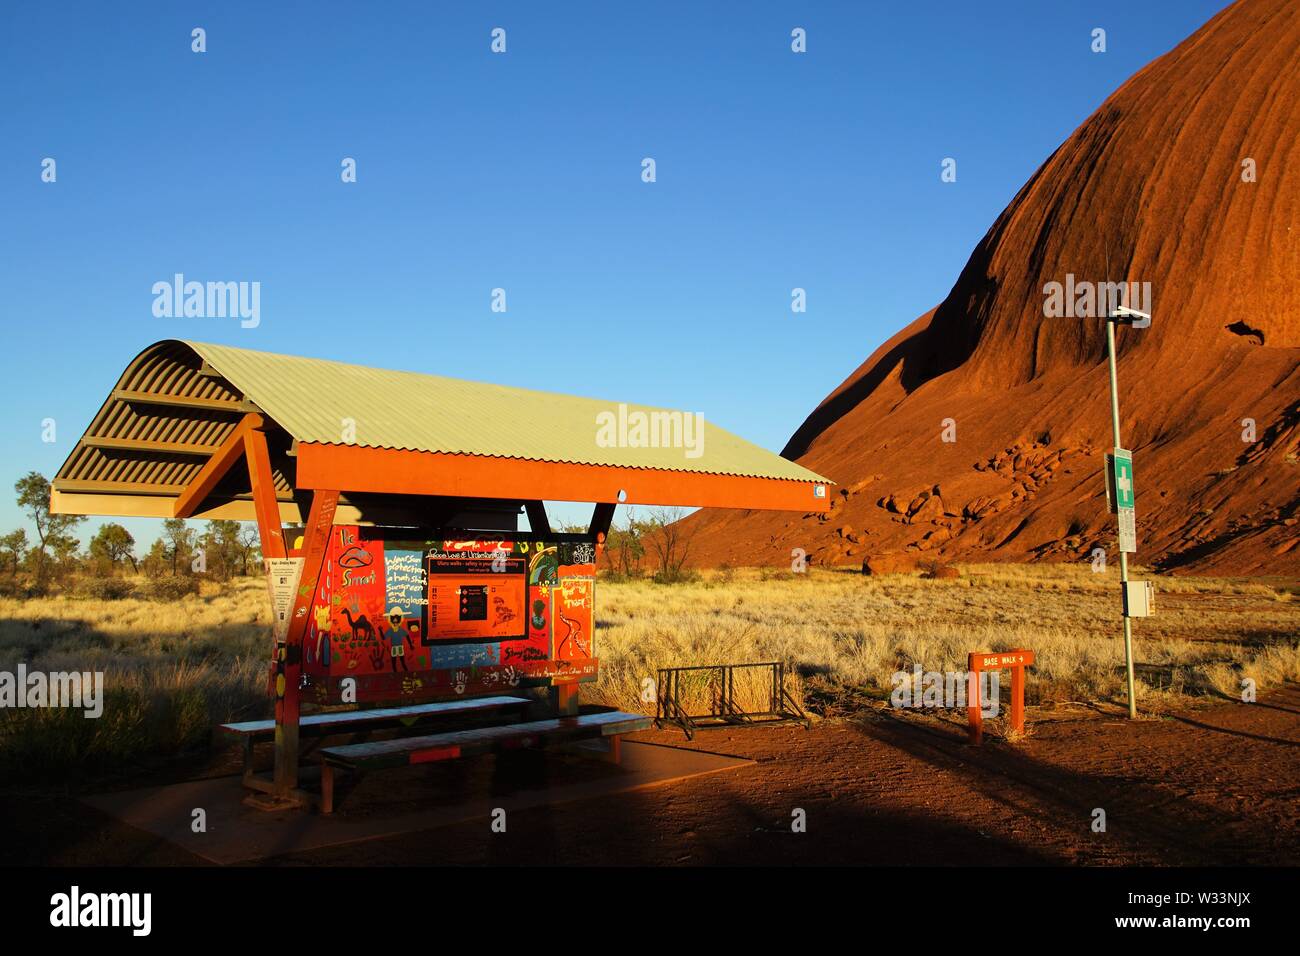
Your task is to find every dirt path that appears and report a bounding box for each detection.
[276,685,1300,866]
[4,685,1296,866]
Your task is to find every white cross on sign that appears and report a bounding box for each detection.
[1109,448,1136,552]
[1110,449,1135,511]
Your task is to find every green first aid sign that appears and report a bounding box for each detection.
[1105,448,1137,553]
[1111,449,1134,510]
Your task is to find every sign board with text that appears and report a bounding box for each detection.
[1105,448,1137,553]
[265,557,305,641]
[966,647,1034,745]
[969,649,1035,671]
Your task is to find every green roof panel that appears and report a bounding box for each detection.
[185,341,828,484]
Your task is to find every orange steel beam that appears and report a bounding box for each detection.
[173,413,263,518]
[295,444,830,513]
[243,425,287,560]
[589,502,616,538]
[524,501,551,535]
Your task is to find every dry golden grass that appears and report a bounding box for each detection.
[0,578,270,772]
[0,565,1295,772]
[586,565,1300,718]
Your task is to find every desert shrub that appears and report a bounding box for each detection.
[652,567,702,585]
[75,577,136,601]
[145,575,200,601]
[0,577,33,599]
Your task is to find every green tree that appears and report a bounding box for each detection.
[200,520,244,581]
[141,538,171,578]
[48,531,83,579]
[14,472,85,587]
[161,518,195,575]
[605,509,647,577]
[235,523,261,576]
[89,522,137,573]
[0,529,28,576]
[643,507,696,583]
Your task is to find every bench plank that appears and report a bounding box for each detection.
[321,711,651,770]
[220,695,531,738]
[318,711,650,813]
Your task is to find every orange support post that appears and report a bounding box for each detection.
[554,683,580,717]
[173,413,262,518]
[1010,662,1025,734]
[271,489,339,799]
[966,654,983,745]
[966,649,1035,745]
[244,424,286,560]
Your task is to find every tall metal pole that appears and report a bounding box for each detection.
[1106,317,1138,719]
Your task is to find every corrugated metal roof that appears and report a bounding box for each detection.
[55,341,292,497]
[55,340,828,494]
[182,340,828,483]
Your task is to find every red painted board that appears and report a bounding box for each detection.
[410,745,462,764]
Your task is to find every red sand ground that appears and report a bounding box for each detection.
[687,0,1299,576]
[4,684,1296,866]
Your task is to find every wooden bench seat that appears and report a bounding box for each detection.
[219,695,532,785]
[318,710,652,813]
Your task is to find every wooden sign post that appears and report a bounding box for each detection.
[966,648,1035,745]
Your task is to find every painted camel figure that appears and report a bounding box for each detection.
[341,606,376,642]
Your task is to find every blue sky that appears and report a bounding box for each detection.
[0,0,1230,546]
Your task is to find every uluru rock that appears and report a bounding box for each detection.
[686,0,1299,576]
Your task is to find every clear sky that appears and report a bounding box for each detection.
[0,0,1232,547]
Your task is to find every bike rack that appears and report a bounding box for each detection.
[655,661,809,740]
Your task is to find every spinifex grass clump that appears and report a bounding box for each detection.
[0,579,269,778]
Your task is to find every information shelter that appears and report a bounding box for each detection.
[51,340,831,805]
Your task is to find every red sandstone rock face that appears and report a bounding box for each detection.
[689,0,1299,575]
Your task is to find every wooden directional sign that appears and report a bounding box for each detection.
[1105,448,1137,553]
[969,649,1035,671]
[966,648,1034,744]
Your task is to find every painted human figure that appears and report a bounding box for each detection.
[383,606,410,673]
[313,604,332,668]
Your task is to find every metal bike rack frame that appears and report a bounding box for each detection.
[654,661,809,740]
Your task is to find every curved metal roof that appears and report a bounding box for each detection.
[52,340,829,520]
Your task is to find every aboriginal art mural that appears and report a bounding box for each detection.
[300,528,597,703]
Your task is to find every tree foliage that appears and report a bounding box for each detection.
[14,471,84,586]
[89,523,136,574]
